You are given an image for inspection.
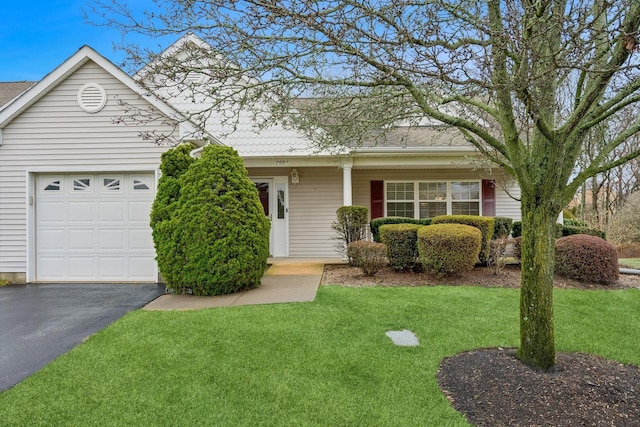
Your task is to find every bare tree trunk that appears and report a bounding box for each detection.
[518,193,556,369]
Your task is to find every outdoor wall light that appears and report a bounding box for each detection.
[290,169,300,184]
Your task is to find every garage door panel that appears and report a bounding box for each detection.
[38,229,66,250]
[99,202,125,222]
[69,201,95,222]
[130,229,153,249]
[99,257,126,278]
[38,202,65,223]
[129,201,152,222]
[99,230,125,250]
[130,257,156,280]
[68,257,95,279]
[36,173,156,282]
[38,257,66,280]
[69,229,95,250]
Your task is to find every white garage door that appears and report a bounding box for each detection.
[36,173,156,282]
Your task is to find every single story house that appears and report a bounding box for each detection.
[0,35,521,284]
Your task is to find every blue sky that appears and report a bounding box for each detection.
[0,1,164,81]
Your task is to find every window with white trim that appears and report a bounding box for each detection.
[386,181,481,218]
[386,182,415,217]
[451,181,480,215]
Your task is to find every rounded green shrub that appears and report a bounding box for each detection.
[347,241,388,276]
[379,223,422,271]
[555,234,619,284]
[431,215,494,264]
[417,224,482,277]
[155,144,270,295]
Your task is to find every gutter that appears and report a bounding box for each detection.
[190,143,208,158]
[351,146,480,155]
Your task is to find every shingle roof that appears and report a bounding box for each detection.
[0,81,35,109]
[357,126,473,149]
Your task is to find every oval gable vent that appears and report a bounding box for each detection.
[77,83,107,113]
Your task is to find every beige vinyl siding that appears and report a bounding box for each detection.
[247,167,343,257]
[0,61,175,275]
[289,168,343,257]
[352,169,521,221]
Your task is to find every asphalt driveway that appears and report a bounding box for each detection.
[0,283,164,392]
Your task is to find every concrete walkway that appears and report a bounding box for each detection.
[143,258,343,311]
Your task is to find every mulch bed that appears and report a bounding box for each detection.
[321,263,640,290]
[321,264,640,426]
[438,348,640,426]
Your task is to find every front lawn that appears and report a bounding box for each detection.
[1,286,639,426]
[620,258,640,269]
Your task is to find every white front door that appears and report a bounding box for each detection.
[35,173,157,282]
[252,177,288,257]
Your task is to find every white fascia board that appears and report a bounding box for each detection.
[242,155,340,168]
[25,165,162,173]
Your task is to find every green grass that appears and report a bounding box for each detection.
[619,258,640,269]
[1,286,639,426]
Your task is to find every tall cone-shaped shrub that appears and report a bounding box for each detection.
[151,143,196,287]
[155,144,270,295]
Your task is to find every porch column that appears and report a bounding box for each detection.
[342,162,353,206]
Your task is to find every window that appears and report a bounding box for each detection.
[386,181,481,218]
[419,182,447,218]
[132,179,151,190]
[277,184,286,219]
[386,182,414,217]
[103,178,121,192]
[451,181,480,215]
[44,180,61,191]
[73,178,91,191]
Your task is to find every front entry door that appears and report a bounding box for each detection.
[252,178,288,257]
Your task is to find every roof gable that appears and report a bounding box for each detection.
[137,33,329,157]
[0,46,216,145]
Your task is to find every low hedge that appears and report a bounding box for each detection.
[370,217,431,242]
[431,215,494,264]
[379,223,423,271]
[417,224,482,276]
[561,225,606,239]
[512,221,605,239]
